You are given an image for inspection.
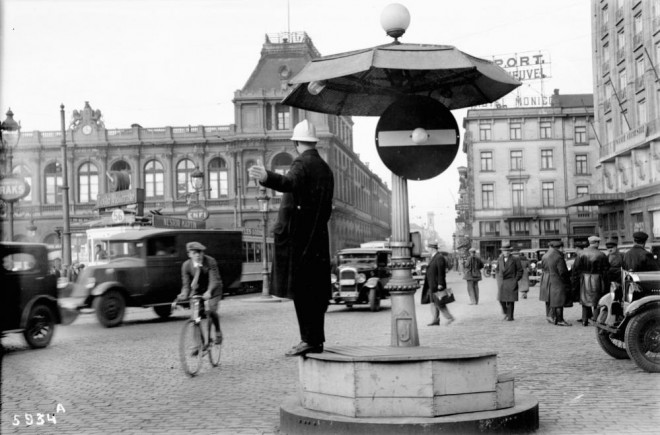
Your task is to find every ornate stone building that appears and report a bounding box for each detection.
[2,32,391,262]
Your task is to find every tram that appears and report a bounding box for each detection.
[234,234,273,295]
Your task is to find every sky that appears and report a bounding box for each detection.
[0,0,593,247]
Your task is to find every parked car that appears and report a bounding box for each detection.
[595,269,660,372]
[330,247,391,311]
[1,242,62,348]
[61,229,243,327]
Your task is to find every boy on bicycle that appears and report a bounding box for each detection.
[178,241,223,345]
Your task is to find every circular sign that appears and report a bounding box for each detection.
[0,176,31,201]
[375,96,460,180]
[111,209,125,223]
[186,205,209,221]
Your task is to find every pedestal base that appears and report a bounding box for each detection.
[280,393,539,434]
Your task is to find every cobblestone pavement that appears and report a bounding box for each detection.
[2,271,659,434]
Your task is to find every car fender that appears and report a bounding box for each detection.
[364,277,380,289]
[91,281,127,298]
[20,295,61,328]
[625,296,660,317]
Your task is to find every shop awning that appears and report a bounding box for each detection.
[565,193,625,207]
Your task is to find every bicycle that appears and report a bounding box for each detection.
[172,295,221,376]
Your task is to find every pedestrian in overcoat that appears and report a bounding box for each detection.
[421,242,455,326]
[605,238,624,284]
[249,119,334,357]
[496,244,523,321]
[515,251,530,299]
[463,248,484,305]
[539,241,572,326]
[571,236,610,326]
[623,231,660,272]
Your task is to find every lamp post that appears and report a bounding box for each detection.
[257,185,271,298]
[190,166,204,203]
[60,104,72,269]
[1,108,22,241]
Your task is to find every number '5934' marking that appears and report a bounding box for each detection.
[12,404,65,426]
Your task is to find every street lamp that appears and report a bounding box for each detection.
[190,166,204,202]
[257,185,271,298]
[60,105,72,270]
[1,108,22,241]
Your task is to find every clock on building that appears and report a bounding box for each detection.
[82,124,93,135]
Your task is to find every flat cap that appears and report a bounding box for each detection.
[427,242,439,249]
[549,241,564,248]
[186,241,206,251]
[605,238,618,247]
[588,236,600,244]
[633,231,649,242]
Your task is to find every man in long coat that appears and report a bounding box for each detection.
[463,248,484,305]
[571,235,610,326]
[249,120,334,357]
[496,244,523,321]
[624,231,660,272]
[421,242,455,326]
[605,238,625,284]
[539,241,572,326]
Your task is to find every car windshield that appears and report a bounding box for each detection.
[108,241,141,259]
[339,254,376,265]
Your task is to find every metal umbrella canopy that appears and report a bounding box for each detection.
[282,42,521,116]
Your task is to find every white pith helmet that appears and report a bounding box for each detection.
[290,119,318,142]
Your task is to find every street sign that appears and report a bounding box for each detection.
[153,214,206,229]
[375,96,459,180]
[0,176,31,201]
[186,204,209,221]
[111,209,125,223]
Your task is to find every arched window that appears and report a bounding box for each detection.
[144,160,164,198]
[208,158,228,198]
[13,165,32,203]
[44,162,63,204]
[271,153,293,197]
[110,160,132,188]
[78,162,99,203]
[176,159,196,197]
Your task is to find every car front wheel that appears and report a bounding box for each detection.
[625,308,660,373]
[23,304,56,349]
[93,290,126,328]
[369,288,381,312]
[595,308,629,360]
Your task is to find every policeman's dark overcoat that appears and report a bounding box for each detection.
[260,149,334,300]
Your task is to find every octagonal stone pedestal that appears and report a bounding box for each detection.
[280,346,538,434]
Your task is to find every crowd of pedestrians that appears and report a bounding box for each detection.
[425,231,658,327]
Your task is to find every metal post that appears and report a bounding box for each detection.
[261,204,270,297]
[60,105,72,269]
[7,147,14,241]
[386,174,420,347]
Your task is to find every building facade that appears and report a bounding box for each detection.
[581,0,660,249]
[462,91,599,260]
[1,32,391,262]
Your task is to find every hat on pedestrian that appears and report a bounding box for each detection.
[427,242,439,249]
[186,241,206,251]
[549,241,564,248]
[468,248,476,253]
[605,238,618,248]
[587,236,600,244]
[500,243,512,251]
[633,231,649,243]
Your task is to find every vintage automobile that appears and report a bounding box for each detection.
[1,242,62,348]
[330,247,391,311]
[595,269,660,372]
[61,229,243,327]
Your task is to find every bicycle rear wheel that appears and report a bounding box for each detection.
[207,320,222,367]
[179,320,203,376]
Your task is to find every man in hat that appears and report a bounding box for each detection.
[605,238,624,284]
[421,242,455,326]
[571,236,610,326]
[539,241,572,326]
[249,119,334,356]
[178,241,224,344]
[496,243,523,321]
[623,231,660,272]
[462,247,484,305]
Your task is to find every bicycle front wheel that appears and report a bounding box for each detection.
[207,320,222,367]
[179,320,203,376]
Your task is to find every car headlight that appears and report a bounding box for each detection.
[530,262,536,269]
[331,274,337,284]
[85,277,96,289]
[357,273,367,284]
